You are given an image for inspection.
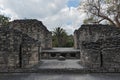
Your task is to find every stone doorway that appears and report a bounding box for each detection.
[19,44,22,68]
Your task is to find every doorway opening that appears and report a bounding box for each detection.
[19,44,22,68]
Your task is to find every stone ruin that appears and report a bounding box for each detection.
[74,24,120,70]
[9,19,52,49]
[0,26,39,69]
[1,18,120,72]
[0,19,52,70]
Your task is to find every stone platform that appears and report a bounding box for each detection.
[1,59,120,73]
[38,60,83,69]
[41,48,80,59]
[42,48,80,53]
[33,60,120,73]
[1,73,120,80]
[34,59,86,73]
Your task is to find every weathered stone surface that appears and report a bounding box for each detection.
[41,48,80,59]
[74,24,120,69]
[0,26,39,69]
[74,30,80,49]
[9,19,52,49]
[0,19,52,71]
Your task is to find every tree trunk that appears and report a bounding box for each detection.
[115,15,120,27]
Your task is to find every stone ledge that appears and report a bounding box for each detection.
[1,68,120,73]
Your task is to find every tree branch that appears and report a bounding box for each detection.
[92,18,105,24]
[115,13,120,27]
[90,11,116,26]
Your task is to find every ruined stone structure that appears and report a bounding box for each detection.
[9,19,52,49]
[74,25,120,69]
[0,26,39,69]
[41,48,80,59]
[74,30,80,49]
[0,19,52,70]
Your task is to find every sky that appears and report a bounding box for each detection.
[0,0,86,35]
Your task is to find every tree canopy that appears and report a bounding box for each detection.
[79,0,120,27]
[0,14,10,26]
[52,27,74,47]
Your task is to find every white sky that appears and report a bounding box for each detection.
[0,0,86,34]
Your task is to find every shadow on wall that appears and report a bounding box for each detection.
[74,24,120,70]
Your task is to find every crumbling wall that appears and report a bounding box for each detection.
[75,24,120,69]
[0,26,39,69]
[0,27,22,69]
[45,31,52,49]
[74,30,80,49]
[9,19,52,49]
[20,34,39,68]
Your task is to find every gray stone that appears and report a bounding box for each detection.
[0,26,39,69]
[9,19,52,49]
[41,48,80,59]
[74,24,120,70]
[1,73,120,80]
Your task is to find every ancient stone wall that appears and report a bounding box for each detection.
[74,30,80,49]
[0,26,39,69]
[74,24,120,69]
[45,31,52,49]
[9,19,52,49]
[21,34,39,68]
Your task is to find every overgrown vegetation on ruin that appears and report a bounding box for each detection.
[52,27,74,47]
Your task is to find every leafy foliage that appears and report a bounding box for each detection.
[0,14,10,26]
[52,27,74,47]
[79,0,120,27]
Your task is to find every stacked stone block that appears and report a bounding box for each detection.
[74,24,120,69]
[9,19,52,49]
[0,26,38,69]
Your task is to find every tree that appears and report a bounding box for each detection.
[52,27,74,47]
[65,35,74,47]
[79,0,120,27]
[52,27,68,47]
[83,16,95,24]
[0,14,10,26]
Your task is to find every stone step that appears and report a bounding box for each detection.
[1,67,120,73]
[0,68,88,73]
[34,68,88,73]
[41,48,80,59]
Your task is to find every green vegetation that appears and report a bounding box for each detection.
[0,14,10,26]
[79,0,120,27]
[52,27,74,47]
